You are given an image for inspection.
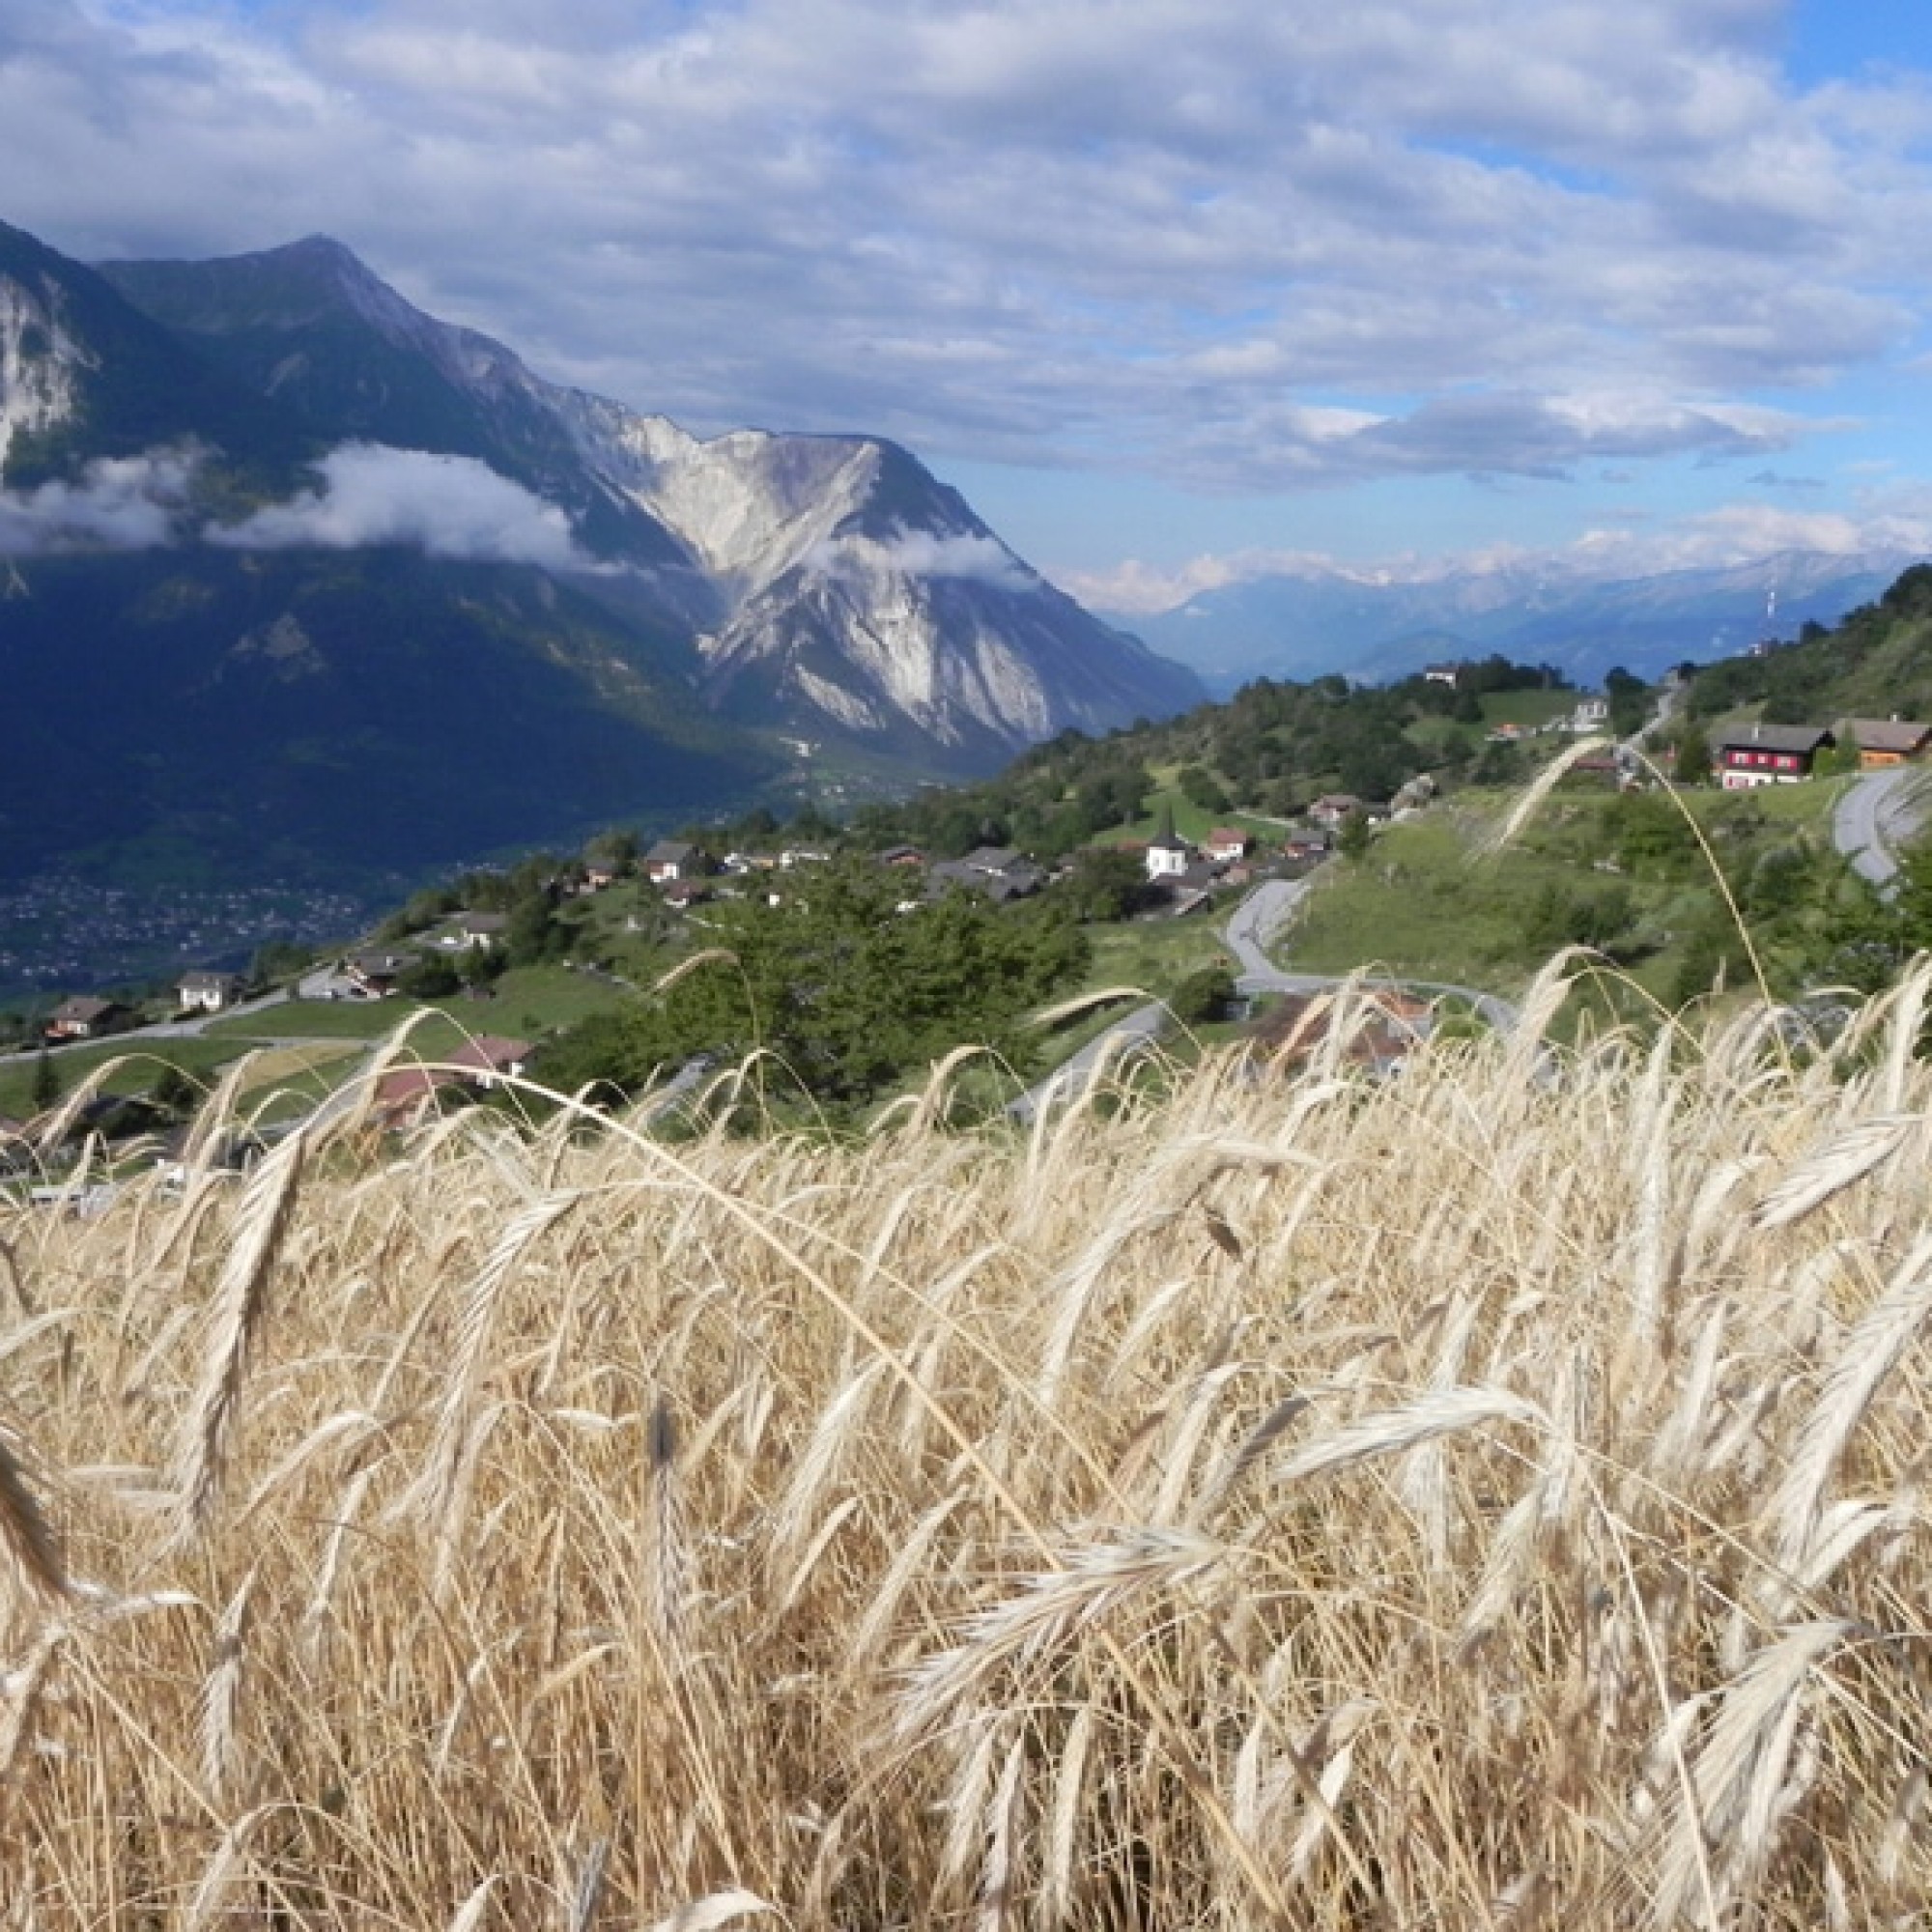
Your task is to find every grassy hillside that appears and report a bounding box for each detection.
[1687,562,1932,724]
[2,990,1929,1924]
[1284,777,1866,1007]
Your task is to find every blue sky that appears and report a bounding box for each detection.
[6,0,1932,610]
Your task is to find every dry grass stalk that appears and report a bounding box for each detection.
[647,1892,773,1932]
[1751,1112,1916,1230]
[4,986,1932,1925]
[169,1130,308,1539]
[1649,1620,1851,1928]
[0,1422,66,1605]
[198,1565,256,1804]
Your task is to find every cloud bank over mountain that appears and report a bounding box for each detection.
[210,445,590,568]
[0,452,195,555]
[0,442,591,569]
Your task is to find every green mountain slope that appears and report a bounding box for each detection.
[0,547,773,888]
[1686,565,1932,725]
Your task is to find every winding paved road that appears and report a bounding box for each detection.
[1833,764,1932,890]
[1227,877,1519,1031]
[1009,870,1520,1121]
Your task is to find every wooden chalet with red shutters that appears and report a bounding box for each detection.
[1714,723,1834,790]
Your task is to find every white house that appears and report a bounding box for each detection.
[1145,805,1194,880]
[178,970,245,1012]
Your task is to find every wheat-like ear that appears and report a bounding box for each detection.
[646,1891,773,1932]
[184,1804,271,1932]
[0,1423,65,1605]
[1751,1113,1915,1230]
[198,1566,257,1804]
[1486,737,1610,852]
[1029,985,1151,1029]
[1040,1703,1093,1929]
[897,1529,1225,1743]
[1650,1620,1851,1929]
[0,1233,34,1318]
[407,1188,584,1531]
[31,1055,128,1157]
[1274,1387,1544,1486]
[1767,1232,1932,1571]
[566,1837,610,1932]
[170,1131,308,1541]
[447,1877,497,1932]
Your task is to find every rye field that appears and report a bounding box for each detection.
[0,966,1929,1928]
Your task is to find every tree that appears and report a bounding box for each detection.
[1052,847,1154,923]
[1177,764,1232,814]
[31,1048,60,1114]
[1673,724,1713,786]
[539,860,1090,1112]
[1170,964,1236,1026]
[400,953,462,999]
[151,1062,198,1118]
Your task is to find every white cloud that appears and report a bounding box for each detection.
[1070,495,1932,614]
[209,444,589,567]
[0,450,196,555]
[3,1,1932,497]
[810,526,1037,594]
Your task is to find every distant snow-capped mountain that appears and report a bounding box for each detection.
[1118,551,1913,694]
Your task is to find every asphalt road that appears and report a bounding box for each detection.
[1,986,293,1064]
[1833,765,1932,889]
[1228,877,1519,1031]
[1009,870,1520,1121]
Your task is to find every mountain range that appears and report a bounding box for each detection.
[1117,551,1912,695]
[0,219,1201,893]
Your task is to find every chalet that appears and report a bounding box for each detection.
[928,846,1044,903]
[1715,723,1835,789]
[1285,832,1331,863]
[372,1066,443,1128]
[1566,696,1611,734]
[1205,827,1252,864]
[779,847,831,869]
[45,996,130,1041]
[1308,793,1365,828]
[876,844,927,868]
[643,839,702,883]
[1249,986,1435,1076]
[1563,749,1624,785]
[1847,719,1932,770]
[581,864,619,893]
[1423,663,1462,686]
[446,1036,532,1089]
[177,970,245,1013]
[345,950,418,997]
[663,878,709,910]
[373,1036,533,1128]
[1154,858,1221,917]
[1144,805,1194,880]
[434,911,509,952]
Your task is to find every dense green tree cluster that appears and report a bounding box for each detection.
[537,860,1090,1112]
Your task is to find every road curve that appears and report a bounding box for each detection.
[1833,765,1931,890]
[1009,870,1520,1121]
[1227,877,1519,1031]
